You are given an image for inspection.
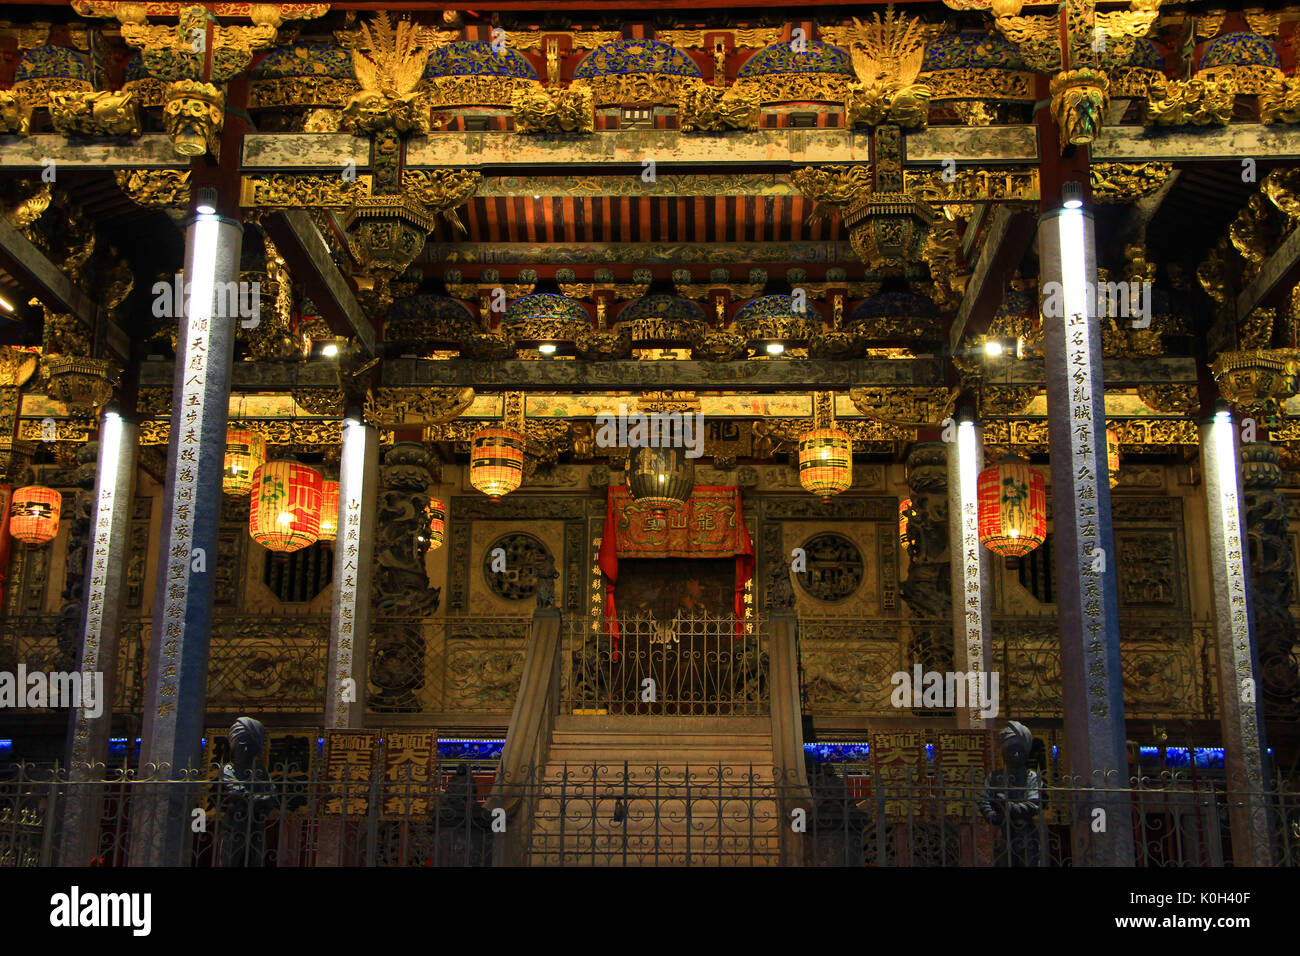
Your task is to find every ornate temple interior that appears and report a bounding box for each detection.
[0,0,1297,869]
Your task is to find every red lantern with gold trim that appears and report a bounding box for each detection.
[899,497,912,550]
[797,427,853,502]
[9,485,61,544]
[318,479,340,542]
[470,427,525,500]
[424,497,445,550]
[223,428,266,496]
[977,458,1047,557]
[249,461,322,552]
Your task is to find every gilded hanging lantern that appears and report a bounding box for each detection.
[977,458,1047,557]
[797,427,853,502]
[470,427,526,500]
[223,428,267,496]
[1106,428,1120,489]
[899,497,911,550]
[318,479,340,542]
[627,445,694,520]
[424,497,446,550]
[9,485,61,544]
[249,461,322,552]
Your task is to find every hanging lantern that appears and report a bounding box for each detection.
[899,498,912,550]
[249,461,322,552]
[223,428,267,496]
[423,498,446,550]
[627,445,694,522]
[9,486,61,544]
[977,458,1047,557]
[797,427,853,502]
[318,480,340,542]
[1106,428,1120,489]
[470,427,526,500]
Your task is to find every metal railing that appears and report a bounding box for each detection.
[4,760,1298,867]
[560,612,769,716]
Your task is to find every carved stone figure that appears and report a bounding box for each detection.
[978,720,1041,867]
[219,717,278,867]
[534,551,559,609]
[900,444,953,683]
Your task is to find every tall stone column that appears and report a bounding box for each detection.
[900,444,953,699]
[325,415,379,728]
[58,411,137,865]
[947,418,992,729]
[130,210,242,866]
[1201,416,1272,865]
[1038,197,1134,864]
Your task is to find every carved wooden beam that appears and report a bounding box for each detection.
[261,210,375,356]
[949,205,1036,352]
[1236,223,1300,324]
[1092,125,1300,163]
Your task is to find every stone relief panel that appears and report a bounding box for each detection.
[783,521,881,617]
[443,638,526,711]
[464,519,565,616]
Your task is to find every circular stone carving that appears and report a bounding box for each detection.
[795,533,864,602]
[483,533,552,601]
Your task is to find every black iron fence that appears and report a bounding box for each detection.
[560,612,769,717]
[4,760,1298,867]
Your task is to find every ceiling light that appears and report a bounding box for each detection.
[321,343,339,358]
[0,296,13,312]
[765,342,785,355]
[1061,181,1085,210]
[984,340,1004,357]
[538,343,557,355]
[195,187,218,216]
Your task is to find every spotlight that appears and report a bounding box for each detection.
[765,342,785,355]
[984,340,1004,357]
[321,343,340,358]
[0,296,12,312]
[195,187,218,216]
[538,342,557,355]
[1061,181,1085,210]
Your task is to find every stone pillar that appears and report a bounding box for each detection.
[1201,416,1272,865]
[130,211,242,866]
[58,411,137,865]
[900,444,953,689]
[325,415,379,728]
[1239,443,1300,720]
[947,418,993,729]
[1038,200,1134,865]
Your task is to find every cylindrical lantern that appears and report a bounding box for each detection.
[424,497,445,550]
[469,427,526,500]
[1106,428,1120,489]
[899,497,911,549]
[977,459,1047,557]
[223,428,267,496]
[318,479,340,542]
[627,445,694,518]
[797,427,853,502]
[249,461,322,552]
[9,485,61,544]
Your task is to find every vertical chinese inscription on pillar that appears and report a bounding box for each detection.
[954,426,986,726]
[71,478,116,766]
[156,316,213,728]
[331,493,363,725]
[1065,307,1108,720]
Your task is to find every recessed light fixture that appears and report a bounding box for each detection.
[765,342,785,355]
[538,342,557,355]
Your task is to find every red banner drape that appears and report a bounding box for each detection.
[598,486,753,658]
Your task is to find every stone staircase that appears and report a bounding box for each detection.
[523,715,786,866]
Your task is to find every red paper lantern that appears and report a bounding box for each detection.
[223,428,266,496]
[797,427,853,502]
[899,497,911,550]
[318,479,340,542]
[470,427,526,500]
[1106,428,1120,489]
[424,498,445,550]
[249,461,322,552]
[9,485,61,544]
[977,459,1046,557]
